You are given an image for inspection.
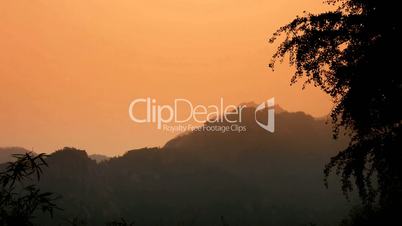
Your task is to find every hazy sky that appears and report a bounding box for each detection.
[0,0,334,155]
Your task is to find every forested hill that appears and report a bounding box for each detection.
[29,107,353,225]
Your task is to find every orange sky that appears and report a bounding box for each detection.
[0,0,334,156]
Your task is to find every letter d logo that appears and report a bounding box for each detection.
[255,98,275,133]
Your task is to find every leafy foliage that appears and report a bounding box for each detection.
[0,152,59,226]
[269,0,402,216]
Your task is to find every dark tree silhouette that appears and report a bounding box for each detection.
[0,152,59,226]
[269,0,401,223]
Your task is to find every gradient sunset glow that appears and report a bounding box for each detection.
[1,0,334,155]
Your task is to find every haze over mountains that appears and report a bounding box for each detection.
[0,147,109,164]
[0,147,33,163]
[1,106,354,226]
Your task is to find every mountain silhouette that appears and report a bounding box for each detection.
[0,147,34,163]
[89,154,110,163]
[26,106,353,225]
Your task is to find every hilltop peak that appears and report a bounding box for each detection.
[238,101,286,113]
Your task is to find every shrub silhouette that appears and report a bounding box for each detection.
[0,152,59,226]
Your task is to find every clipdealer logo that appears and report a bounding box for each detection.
[255,98,275,133]
[128,97,275,133]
